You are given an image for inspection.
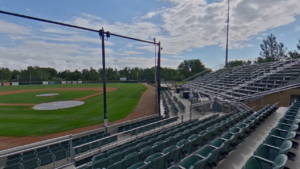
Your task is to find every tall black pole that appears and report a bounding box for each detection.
[157,42,161,116]
[100,28,108,134]
[225,0,230,68]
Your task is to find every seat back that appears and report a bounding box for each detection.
[179,155,201,169]
[272,154,288,169]
[264,135,283,147]
[242,156,261,169]
[278,141,292,155]
[107,160,125,169]
[196,145,213,158]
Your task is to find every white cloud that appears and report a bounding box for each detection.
[71,13,160,41]
[151,0,300,54]
[141,11,160,19]
[41,28,76,34]
[0,19,31,35]
[256,37,263,40]
[295,26,300,31]
[121,51,144,55]
[26,8,30,11]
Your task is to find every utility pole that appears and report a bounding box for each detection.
[100,28,108,134]
[225,0,230,67]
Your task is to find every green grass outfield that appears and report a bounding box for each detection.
[0,83,147,137]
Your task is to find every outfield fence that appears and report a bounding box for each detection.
[0,80,139,86]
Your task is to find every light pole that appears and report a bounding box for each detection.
[114,60,118,81]
[225,0,230,67]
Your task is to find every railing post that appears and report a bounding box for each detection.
[69,135,75,163]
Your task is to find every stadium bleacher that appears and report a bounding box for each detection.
[184,59,300,101]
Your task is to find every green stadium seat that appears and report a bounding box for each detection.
[179,155,203,169]
[188,134,200,151]
[254,141,292,161]
[22,150,36,161]
[110,135,118,143]
[127,162,147,169]
[269,129,296,139]
[23,158,38,169]
[162,145,181,167]
[140,146,154,160]
[101,137,110,147]
[107,148,120,157]
[165,136,175,147]
[182,129,191,139]
[229,127,242,145]
[276,123,298,132]
[152,154,166,169]
[236,122,249,139]
[92,157,109,169]
[124,146,137,156]
[206,126,216,141]
[107,160,125,169]
[147,138,157,146]
[144,153,163,169]
[221,132,235,153]
[3,163,21,169]
[198,131,208,144]
[92,153,106,161]
[153,140,167,153]
[125,152,140,168]
[210,140,225,164]
[242,154,288,169]
[39,152,54,166]
[176,139,193,157]
[109,151,125,164]
[278,118,300,125]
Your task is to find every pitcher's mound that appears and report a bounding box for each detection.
[36,93,59,97]
[33,101,84,110]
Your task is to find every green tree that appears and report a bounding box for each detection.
[228,60,252,67]
[259,33,287,63]
[177,59,211,80]
[288,39,300,59]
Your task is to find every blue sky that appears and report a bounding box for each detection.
[0,0,300,71]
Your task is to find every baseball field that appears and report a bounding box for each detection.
[0,83,151,137]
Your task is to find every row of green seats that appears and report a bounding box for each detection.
[178,107,261,169]
[82,114,219,169]
[243,102,297,169]
[4,141,70,169]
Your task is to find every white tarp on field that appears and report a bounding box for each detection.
[78,81,82,84]
[61,81,66,84]
[43,81,48,85]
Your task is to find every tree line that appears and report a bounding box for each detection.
[0,59,211,82]
[228,34,300,67]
